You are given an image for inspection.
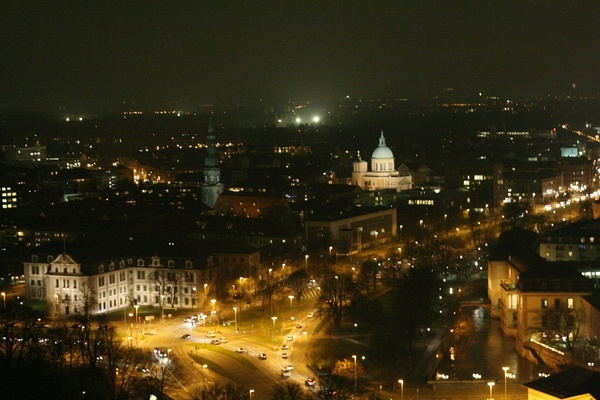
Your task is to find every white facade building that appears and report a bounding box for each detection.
[24,253,216,318]
[352,131,412,192]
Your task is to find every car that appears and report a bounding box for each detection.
[235,347,244,353]
[281,352,288,359]
[307,312,314,318]
[281,344,288,350]
[284,364,293,371]
[305,378,315,386]
[296,323,303,329]
[281,369,291,377]
[181,333,191,339]
[258,353,267,360]
[210,339,221,345]
[218,337,228,343]
[222,320,231,326]
[205,331,216,338]
[286,335,293,341]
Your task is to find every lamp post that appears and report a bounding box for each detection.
[1,292,5,311]
[305,254,309,271]
[288,295,294,311]
[351,355,358,388]
[488,382,495,400]
[160,294,165,321]
[211,299,216,311]
[249,389,254,399]
[329,246,333,258]
[502,367,509,400]
[399,379,404,400]
[192,287,196,309]
[204,283,208,297]
[134,304,139,328]
[271,316,277,338]
[233,307,237,332]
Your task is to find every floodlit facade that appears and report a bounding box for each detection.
[24,253,217,318]
[352,131,412,192]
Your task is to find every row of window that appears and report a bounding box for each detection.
[541,298,574,309]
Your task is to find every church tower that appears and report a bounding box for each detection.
[201,121,224,208]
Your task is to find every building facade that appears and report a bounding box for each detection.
[351,131,412,192]
[24,253,217,318]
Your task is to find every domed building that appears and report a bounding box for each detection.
[352,131,412,192]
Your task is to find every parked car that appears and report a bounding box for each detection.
[307,312,314,318]
[281,352,288,359]
[235,347,244,353]
[305,378,315,386]
[296,323,303,329]
[284,364,293,371]
[205,331,216,338]
[281,369,291,377]
[258,353,267,360]
[218,337,227,343]
[181,333,191,339]
[210,339,221,345]
[286,335,293,341]
[281,344,288,350]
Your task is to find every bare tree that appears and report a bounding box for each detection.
[287,269,310,305]
[539,306,586,356]
[271,380,308,400]
[318,272,356,332]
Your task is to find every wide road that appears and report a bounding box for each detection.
[124,302,321,399]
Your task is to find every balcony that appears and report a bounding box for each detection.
[500,280,516,291]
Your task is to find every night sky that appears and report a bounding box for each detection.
[2,1,600,113]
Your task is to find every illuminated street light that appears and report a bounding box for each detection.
[211,299,216,310]
[352,355,357,388]
[1,292,5,311]
[249,389,254,399]
[305,254,309,271]
[288,295,294,311]
[488,382,495,400]
[233,307,238,332]
[502,367,509,400]
[399,379,404,400]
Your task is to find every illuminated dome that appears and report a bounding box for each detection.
[371,131,394,159]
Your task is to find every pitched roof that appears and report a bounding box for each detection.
[524,366,600,399]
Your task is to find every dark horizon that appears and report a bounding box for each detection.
[2,1,600,115]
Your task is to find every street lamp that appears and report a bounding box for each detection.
[502,367,509,400]
[204,283,208,296]
[288,295,294,311]
[1,292,5,311]
[352,355,357,388]
[233,307,238,332]
[192,287,196,309]
[329,246,333,258]
[160,294,166,321]
[134,304,139,328]
[211,299,216,310]
[271,316,277,337]
[488,382,495,400]
[399,379,404,400]
[249,389,254,399]
[305,254,309,271]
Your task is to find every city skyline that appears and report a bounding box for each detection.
[2,1,600,114]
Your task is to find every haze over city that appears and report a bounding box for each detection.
[2,1,600,115]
